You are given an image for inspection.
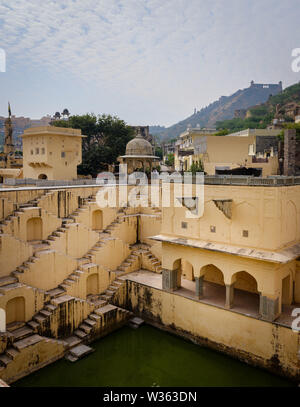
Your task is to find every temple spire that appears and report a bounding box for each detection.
[4,103,14,160]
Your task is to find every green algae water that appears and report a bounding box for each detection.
[14,325,293,387]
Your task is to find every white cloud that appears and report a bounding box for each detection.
[0,0,300,124]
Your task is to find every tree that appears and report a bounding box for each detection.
[213,129,229,136]
[155,146,163,159]
[277,122,300,141]
[51,113,134,177]
[190,160,204,175]
[165,153,174,167]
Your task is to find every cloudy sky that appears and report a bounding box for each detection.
[0,0,300,126]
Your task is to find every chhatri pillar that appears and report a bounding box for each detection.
[162,268,179,291]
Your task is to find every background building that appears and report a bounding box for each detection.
[22,126,83,180]
[175,127,282,176]
[118,128,159,174]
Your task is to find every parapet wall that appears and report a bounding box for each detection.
[117,280,300,381]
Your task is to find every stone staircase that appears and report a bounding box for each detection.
[8,197,97,280]
[0,196,140,376]
[0,191,54,234]
[141,249,162,273]
[24,287,131,347]
[26,290,89,336]
[63,302,132,354]
[0,208,26,234]
[0,276,31,301]
[41,199,92,247]
[55,215,129,295]
[43,200,125,259]
[129,243,162,273]
[98,277,127,303]
[62,277,130,346]
[113,252,140,278]
[4,212,131,339]
[0,321,61,371]
[2,195,122,288]
[0,275,19,294]
[11,249,50,279]
[24,274,130,343]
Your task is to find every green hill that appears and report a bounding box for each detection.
[216,82,300,132]
[153,81,283,141]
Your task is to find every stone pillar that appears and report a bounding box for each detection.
[283,129,296,176]
[259,295,279,322]
[225,284,234,309]
[195,276,205,299]
[162,269,178,291]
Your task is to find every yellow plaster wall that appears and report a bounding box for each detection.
[149,241,162,261]
[0,338,66,384]
[0,197,14,221]
[22,126,83,180]
[193,134,278,176]
[38,190,78,218]
[48,223,99,258]
[109,216,137,244]
[161,184,300,251]
[0,234,33,277]
[139,214,161,245]
[125,281,300,379]
[0,285,44,322]
[73,202,118,231]
[17,250,77,291]
[62,264,110,299]
[1,207,61,242]
[0,190,45,209]
[90,238,131,271]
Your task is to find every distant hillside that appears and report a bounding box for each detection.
[216,82,300,132]
[149,125,166,135]
[156,81,282,141]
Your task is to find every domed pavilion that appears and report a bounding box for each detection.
[118,129,159,174]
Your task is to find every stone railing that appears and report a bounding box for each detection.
[4,178,99,187]
[3,175,300,188]
[203,175,300,186]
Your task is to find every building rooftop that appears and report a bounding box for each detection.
[22,126,84,137]
[180,128,217,138]
[226,128,282,138]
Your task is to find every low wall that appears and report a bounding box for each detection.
[1,337,66,384]
[118,280,300,381]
